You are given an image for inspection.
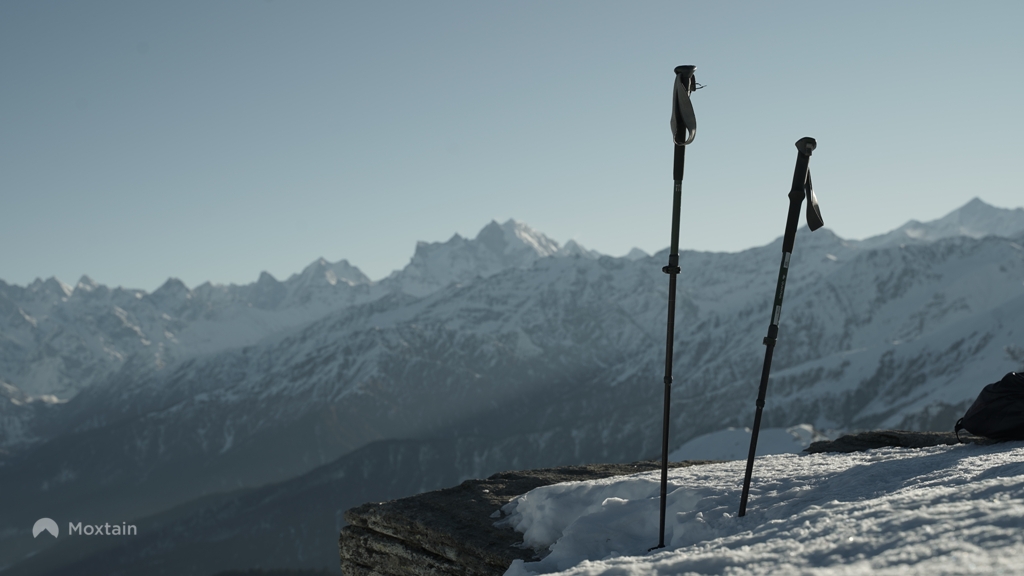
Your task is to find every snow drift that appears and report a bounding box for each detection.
[501,442,1024,575]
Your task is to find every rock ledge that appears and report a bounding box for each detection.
[338,461,713,576]
[806,429,995,453]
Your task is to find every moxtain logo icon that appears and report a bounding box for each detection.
[33,518,59,538]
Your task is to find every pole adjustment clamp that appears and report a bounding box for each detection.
[662,254,680,275]
[763,336,777,347]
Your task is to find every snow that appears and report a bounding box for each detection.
[500,442,1024,575]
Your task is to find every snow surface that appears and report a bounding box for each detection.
[501,442,1024,575]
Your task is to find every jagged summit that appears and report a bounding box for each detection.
[625,247,650,261]
[27,276,73,298]
[383,219,595,297]
[561,239,599,259]
[475,219,561,260]
[940,196,1024,238]
[147,278,193,311]
[153,277,191,296]
[860,197,1024,248]
[74,275,99,292]
[288,257,371,287]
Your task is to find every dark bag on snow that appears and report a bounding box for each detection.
[955,372,1024,441]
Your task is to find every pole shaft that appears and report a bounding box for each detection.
[657,144,685,549]
[738,140,815,517]
[738,252,789,516]
[658,270,676,547]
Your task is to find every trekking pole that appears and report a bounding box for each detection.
[652,65,697,551]
[738,137,824,517]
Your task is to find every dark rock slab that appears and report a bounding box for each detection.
[338,460,716,576]
[806,430,998,453]
[211,565,331,569]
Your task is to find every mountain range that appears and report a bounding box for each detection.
[1,198,1023,575]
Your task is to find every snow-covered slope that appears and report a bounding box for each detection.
[501,442,1024,575]
[0,219,589,408]
[0,258,375,401]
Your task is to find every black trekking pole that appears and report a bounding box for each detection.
[738,137,823,517]
[652,65,697,551]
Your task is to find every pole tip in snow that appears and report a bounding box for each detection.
[795,137,817,155]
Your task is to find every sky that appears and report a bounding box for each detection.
[2,1,1023,291]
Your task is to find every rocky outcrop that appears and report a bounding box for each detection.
[805,429,996,453]
[338,461,715,576]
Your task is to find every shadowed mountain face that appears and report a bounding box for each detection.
[2,201,1024,574]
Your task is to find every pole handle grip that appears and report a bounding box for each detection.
[671,65,697,146]
[782,137,818,252]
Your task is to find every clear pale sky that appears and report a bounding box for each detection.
[2,1,1022,291]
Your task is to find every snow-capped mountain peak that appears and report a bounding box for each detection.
[74,275,99,293]
[25,276,73,300]
[152,277,191,298]
[625,248,650,261]
[861,197,1024,248]
[559,239,599,259]
[385,219,578,297]
[287,257,370,288]
[475,219,561,261]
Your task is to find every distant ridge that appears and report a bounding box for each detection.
[859,197,1024,248]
